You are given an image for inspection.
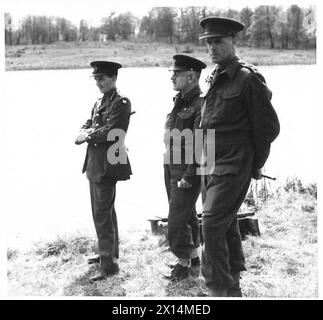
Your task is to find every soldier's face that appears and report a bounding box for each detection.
[206,36,235,65]
[94,75,116,94]
[171,71,190,92]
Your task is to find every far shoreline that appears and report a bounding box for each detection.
[5,63,317,73]
[5,41,316,72]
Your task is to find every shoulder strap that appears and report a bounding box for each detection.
[239,60,268,85]
[239,60,272,99]
[239,60,259,74]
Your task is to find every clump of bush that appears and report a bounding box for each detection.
[242,176,317,212]
[284,177,317,198]
[7,248,19,260]
[33,235,96,258]
[302,204,315,213]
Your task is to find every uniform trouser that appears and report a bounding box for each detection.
[201,165,252,289]
[164,165,201,259]
[89,178,119,271]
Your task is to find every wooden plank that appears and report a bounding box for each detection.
[148,210,259,239]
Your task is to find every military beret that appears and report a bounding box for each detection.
[170,54,206,73]
[90,60,122,77]
[199,16,245,40]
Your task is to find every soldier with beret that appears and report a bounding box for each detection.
[75,61,132,282]
[198,17,280,296]
[164,54,206,281]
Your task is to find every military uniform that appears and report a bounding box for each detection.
[198,17,280,294]
[82,90,132,182]
[163,55,207,281]
[164,85,202,259]
[79,61,132,279]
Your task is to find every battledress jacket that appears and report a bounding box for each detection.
[164,85,202,182]
[200,56,280,174]
[81,89,132,182]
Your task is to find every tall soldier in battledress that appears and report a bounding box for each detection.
[198,17,280,296]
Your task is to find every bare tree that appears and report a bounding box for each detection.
[287,5,304,49]
[101,12,117,41]
[115,12,137,40]
[5,13,13,45]
[177,7,204,43]
[276,8,290,49]
[79,19,90,41]
[249,5,279,49]
[239,7,253,46]
[139,7,176,43]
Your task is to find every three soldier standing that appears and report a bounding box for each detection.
[76,16,280,297]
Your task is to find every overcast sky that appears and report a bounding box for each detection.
[2,0,317,26]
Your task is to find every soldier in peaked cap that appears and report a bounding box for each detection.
[170,54,207,72]
[199,16,245,39]
[163,55,206,281]
[75,61,132,282]
[90,60,122,76]
[198,17,280,296]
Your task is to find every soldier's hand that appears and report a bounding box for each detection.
[177,178,192,189]
[252,168,262,180]
[75,131,89,144]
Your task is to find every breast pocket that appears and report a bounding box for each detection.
[222,87,244,121]
[176,108,195,130]
[204,92,226,124]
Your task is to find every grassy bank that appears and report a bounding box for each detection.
[7,178,317,298]
[5,41,316,71]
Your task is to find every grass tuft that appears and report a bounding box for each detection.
[7,248,19,260]
[32,235,97,258]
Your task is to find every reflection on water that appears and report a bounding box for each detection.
[2,65,319,245]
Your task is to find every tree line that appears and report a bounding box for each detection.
[5,5,316,49]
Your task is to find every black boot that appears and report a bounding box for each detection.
[89,264,119,282]
[228,272,242,297]
[164,263,189,282]
[89,256,119,282]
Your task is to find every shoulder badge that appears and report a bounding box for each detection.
[116,91,129,105]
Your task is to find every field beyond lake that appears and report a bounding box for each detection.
[5,40,316,71]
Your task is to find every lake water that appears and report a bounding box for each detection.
[1,65,320,247]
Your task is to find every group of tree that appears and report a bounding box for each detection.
[5,15,79,45]
[5,4,316,49]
